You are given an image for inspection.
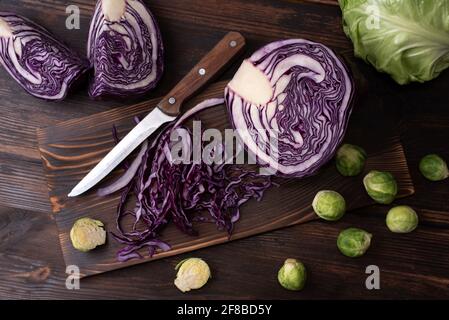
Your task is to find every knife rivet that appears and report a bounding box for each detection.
[199,68,206,76]
[169,97,176,105]
[229,40,237,48]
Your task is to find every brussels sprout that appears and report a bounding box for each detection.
[70,218,106,252]
[363,170,398,204]
[277,258,307,291]
[174,258,211,293]
[419,154,448,182]
[336,144,367,176]
[312,190,346,221]
[337,228,372,258]
[386,206,419,233]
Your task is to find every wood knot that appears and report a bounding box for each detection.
[50,196,65,213]
[14,266,51,283]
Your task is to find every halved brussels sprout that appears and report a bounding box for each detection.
[174,258,211,293]
[70,218,106,252]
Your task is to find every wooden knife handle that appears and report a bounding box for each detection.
[158,31,246,116]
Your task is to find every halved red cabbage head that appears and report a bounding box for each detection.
[225,39,355,178]
[0,13,89,101]
[88,0,164,99]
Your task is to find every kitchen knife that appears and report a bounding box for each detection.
[68,32,245,197]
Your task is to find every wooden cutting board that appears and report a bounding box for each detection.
[36,81,414,278]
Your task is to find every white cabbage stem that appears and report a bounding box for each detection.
[228,60,273,105]
[0,17,13,38]
[102,0,127,22]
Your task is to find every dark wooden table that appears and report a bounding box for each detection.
[0,0,448,299]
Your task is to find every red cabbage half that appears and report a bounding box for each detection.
[0,13,89,101]
[225,39,355,178]
[88,0,164,99]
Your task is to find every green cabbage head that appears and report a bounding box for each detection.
[339,0,449,84]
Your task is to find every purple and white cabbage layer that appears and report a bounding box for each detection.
[225,39,355,178]
[0,13,89,101]
[88,0,164,99]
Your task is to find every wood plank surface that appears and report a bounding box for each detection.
[0,0,352,213]
[37,80,414,277]
[1,205,448,299]
[0,0,448,299]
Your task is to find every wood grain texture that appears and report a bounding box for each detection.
[0,0,448,299]
[37,80,414,277]
[1,205,448,299]
[297,0,339,6]
[0,0,353,213]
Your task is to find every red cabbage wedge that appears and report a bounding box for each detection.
[225,39,355,178]
[0,13,89,101]
[88,0,164,99]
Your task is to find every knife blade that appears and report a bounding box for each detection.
[68,31,245,197]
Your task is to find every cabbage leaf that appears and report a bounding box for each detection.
[339,0,449,84]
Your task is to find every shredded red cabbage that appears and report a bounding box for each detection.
[101,99,273,262]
